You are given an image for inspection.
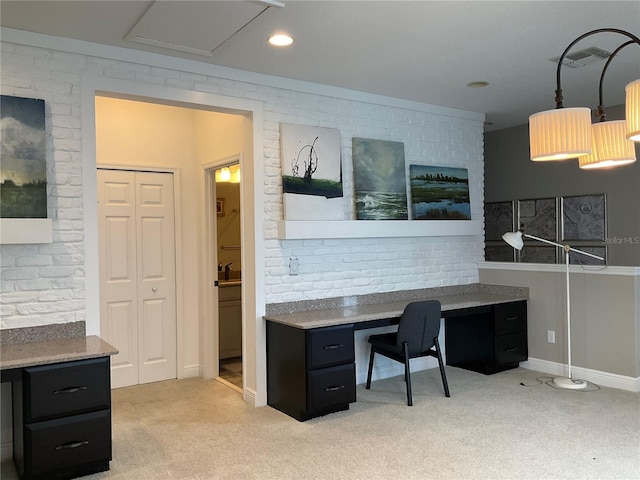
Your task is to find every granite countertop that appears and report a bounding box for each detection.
[264,284,529,329]
[1,335,118,371]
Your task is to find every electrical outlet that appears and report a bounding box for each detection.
[547,330,556,343]
[289,257,299,275]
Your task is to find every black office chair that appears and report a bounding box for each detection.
[366,300,450,406]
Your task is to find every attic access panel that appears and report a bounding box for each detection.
[127,1,269,56]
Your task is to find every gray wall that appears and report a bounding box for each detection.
[484,104,640,266]
[479,266,639,378]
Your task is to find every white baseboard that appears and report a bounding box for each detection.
[181,365,201,378]
[1,441,12,462]
[522,358,640,393]
[356,357,438,385]
[243,387,257,407]
[357,356,640,393]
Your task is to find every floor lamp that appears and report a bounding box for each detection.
[502,230,605,390]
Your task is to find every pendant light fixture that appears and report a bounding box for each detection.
[529,28,640,164]
[627,79,640,141]
[579,40,638,169]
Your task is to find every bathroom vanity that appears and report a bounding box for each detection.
[218,281,242,359]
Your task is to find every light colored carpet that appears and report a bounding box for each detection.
[2,367,639,479]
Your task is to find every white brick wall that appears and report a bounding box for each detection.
[0,36,484,327]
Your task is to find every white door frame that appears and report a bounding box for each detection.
[81,75,267,406]
[202,154,243,383]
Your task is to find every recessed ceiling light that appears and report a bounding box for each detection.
[268,33,293,47]
[467,81,489,88]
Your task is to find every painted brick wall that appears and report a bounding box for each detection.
[0,38,484,327]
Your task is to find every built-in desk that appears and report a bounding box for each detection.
[1,335,118,480]
[264,283,528,421]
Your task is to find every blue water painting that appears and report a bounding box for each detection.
[355,191,408,220]
[410,165,471,220]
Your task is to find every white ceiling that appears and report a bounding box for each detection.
[2,1,639,131]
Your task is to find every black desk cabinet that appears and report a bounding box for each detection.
[12,356,112,480]
[267,322,356,421]
[444,301,528,374]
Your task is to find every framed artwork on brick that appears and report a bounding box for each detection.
[280,123,343,221]
[1,95,47,219]
[410,165,470,220]
[353,138,408,220]
[0,95,52,244]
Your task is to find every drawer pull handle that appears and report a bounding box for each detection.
[504,347,519,352]
[55,440,89,451]
[323,344,344,350]
[505,316,519,321]
[53,386,87,395]
[324,385,345,392]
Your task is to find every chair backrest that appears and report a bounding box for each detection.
[396,300,442,356]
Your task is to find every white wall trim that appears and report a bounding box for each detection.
[478,261,640,277]
[0,219,52,244]
[279,220,482,240]
[243,388,257,407]
[81,74,266,405]
[1,27,484,123]
[522,358,640,393]
[182,365,201,379]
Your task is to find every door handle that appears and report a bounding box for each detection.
[152,287,157,292]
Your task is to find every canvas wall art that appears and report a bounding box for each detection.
[353,138,408,220]
[1,95,47,218]
[409,165,470,220]
[280,123,343,220]
[562,194,606,241]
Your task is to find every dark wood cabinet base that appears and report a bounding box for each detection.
[267,299,528,421]
[444,301,528,375]
[11,357,112,480]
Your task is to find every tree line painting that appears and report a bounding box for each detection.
[1,95,47,218]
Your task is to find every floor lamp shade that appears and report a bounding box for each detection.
[578,120,637,169]
[529,107,593,161]
[626,79,640,141]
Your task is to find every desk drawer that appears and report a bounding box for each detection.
[24,357,110,422]
[494,301,527,336]
[308,363,355,412]
[496,332,528,365]
[307,325,354,369]
[24,409,111,477]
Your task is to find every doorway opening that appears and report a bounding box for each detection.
[211,160,243,391]
[93,92,254,395]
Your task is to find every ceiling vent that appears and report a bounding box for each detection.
[550,46,611,69]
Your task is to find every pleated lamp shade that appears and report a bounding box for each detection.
[578,120,637,169]
[626,79,640,142]
[529,107,592,161]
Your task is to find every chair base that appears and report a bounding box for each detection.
[366,337,450,406]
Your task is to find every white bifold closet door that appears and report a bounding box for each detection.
[98,169,177,389]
